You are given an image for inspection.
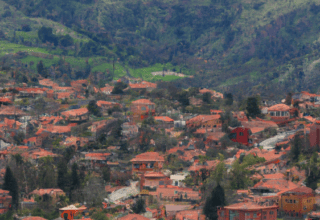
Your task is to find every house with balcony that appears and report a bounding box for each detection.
[267,104,299,125]
[130,152,164,174]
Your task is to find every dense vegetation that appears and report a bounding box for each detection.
[1,0,320,97]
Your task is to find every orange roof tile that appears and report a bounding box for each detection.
[0,106,26,116]
[118,214,149,220]
[223,202,278,211]
[61,108,88,117]
[131,99,155,105]
[154,116,174,122]
[0,97,12,104]
[22,217,47,220]
[176,210,205,220]
[268,104,291,111]
[130,152,164,162]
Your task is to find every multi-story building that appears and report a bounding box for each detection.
[217,202,278,220]
[278,186,315,218]
[130,152,164,174]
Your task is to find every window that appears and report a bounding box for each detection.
[276,111,280,116]
[175,181,178,186]
[220,211,224,217]
[281,111,286,116]
[269,211,274,215]
[285,199,288,203]
[270,112,275,116]
[303,206,307,210]
[239,132,244,136]
[174,191,178,195]
[245,213,250,216]
[290,199,292,203]
[296,213,299,217]
[134,164,140,169]
[263,217,266,219]
[141,107,146,111]
[253,213,257,218]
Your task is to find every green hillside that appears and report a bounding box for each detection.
[1,0,320,96]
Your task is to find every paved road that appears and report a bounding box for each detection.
[259,129,297,150]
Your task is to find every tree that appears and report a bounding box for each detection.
[246,97,261,118]
[3,167,19,209]
[225,93,233,105]
[203,92,212,104]
[112,82,128,94]
[291,134,302,162]
[305,152,319,190]
[71,163,80,190]
[60,34,74,47]
[38,157,56,189]
[203,184,226,220]
[38,26,58,46]
[229,160,251,190]
[132,198,146,214]
[87,100,102,117]
[13,131,25,145]
[102,166,111,183]
[37,61,48,78]
[57,161,69,192]
[285,92,292,106]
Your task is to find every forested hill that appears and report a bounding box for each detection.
[2,0,320,97]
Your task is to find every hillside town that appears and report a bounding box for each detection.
[0,77,319,220]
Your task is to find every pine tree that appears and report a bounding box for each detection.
[3,167,19,209]
[102,166,111,183]
[203,184,226,220]
[71,163,80,190]
[291,135,302,162]
[57,161,68,192]
[246,97,261,118]
[132,198,146,214]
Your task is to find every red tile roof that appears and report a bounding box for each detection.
[39,79,59,88]
[280,186,313,195]
[187,115,221,125]
[96,100,117,107]
[131,99,155,105]
[61,108,88,117]
[0,106,26,116]
[45,125,71,134]
[31,149,59,159]
[129,81,157,89]
[176,210,206,220]
[206,132,226,141]
[56,92,73,99]
[30,188,64,197]
[223,202,278,211]
[253,179,298,195]
[154,116,174,122]
[0,97,12,104]
[22,217,47,220]
[85,153,111,161]
[268,104,291,111]
[131,152,165,162]
[144,171,167,178]
[118,214,149,220]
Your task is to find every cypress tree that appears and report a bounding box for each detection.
[57,161,68,192]
[71,163,80,190]
[203,184,226,220]
[3,167,19,209]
